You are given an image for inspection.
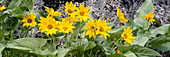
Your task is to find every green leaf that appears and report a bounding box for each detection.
[150,24,170,37]
[95,37,112,54]
[95,37,108,47]
[7,38,47,50]
[123,51,137,57]
[15,0,22,7]
[130,45,161,56]
[85,41,96,51]
[58,48,71,57]
[168,26,170,34]
[11,8,24,17]
[107,53,126,57]
[29,48,58,56]
[8,0,35,10]
[114,40,131,53]
[66,22,85,46]
[148,36,170,48]
[126,18,137,30]
[132,30,150,46]
[30,10,44,18]
[0,41,6,57]
[7,0,18,9]
[2,17,19,35]
[133,0,154,29]
[72,38,89,52]
[55,35,65,46]
[157,42,170,52]
[2,10,12,15]
[108,26,124,41]
[79,31,86,38]
[0,14,9,23]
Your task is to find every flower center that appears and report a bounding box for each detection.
[99,27,104,32]
[80,12,84,16]
[124,34,127,38]
[27,19,32,23]
[63,27,68,31]
[91,26,95,29]
[147,17,152,20]
[68,9,72,13]
[47,25,53,29]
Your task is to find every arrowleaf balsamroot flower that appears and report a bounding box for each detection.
[117,49,122,54]
[22,12,37,27]
[107,17,110,21]
[121,26,135,44]
[117,8,127,23]
[76,4,91,22]
[58,18,75,34]
[0,5,6,11]
[45,8,62,17]
[96,19,111,39]
[38,16,59,35]
[84,20,97,38]
[64,1,77,15]
[142,12,155,24]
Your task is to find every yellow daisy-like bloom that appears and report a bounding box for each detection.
[58,18,75,34]
[0,5,6,11]
[107,17,110,21]
[22,13,37,27]
[96,19,111,39]
[84,20,97,38]
[76,4,91,22]
[38,16,59,35]
[64,1,77,15]
[142,12,155,24]
[117,49,122,54]
[121,26,135,44]
[45,8,62,17]
[61,14,79,23]
[117,8,127,23]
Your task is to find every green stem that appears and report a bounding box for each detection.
[52,35,56,50]
[111,17,117,27]
[80,22,82,38]
[47,35,53,50]
[20,27,33,38]
[110,45,114,54]
[14,20,21,31]
[89,49,93,57]
[10,30,14,40]
[65,33,68,48]
[95,50,99,57]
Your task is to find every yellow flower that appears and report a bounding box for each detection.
[58,18,75,34]
[22,13,37,27]
[121,26,135,44]
[45,8,62,17]
[117,49,122,54]
[107,17,110,21]
[0,5,6,11]
[61,14,79,23]
[38,16,59,35]
[64,1,77,15]
[96,19,111,39]
[142,12,155,24]
[117,8,127,23]
[76,4,91,22]
[84,20,97,38]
